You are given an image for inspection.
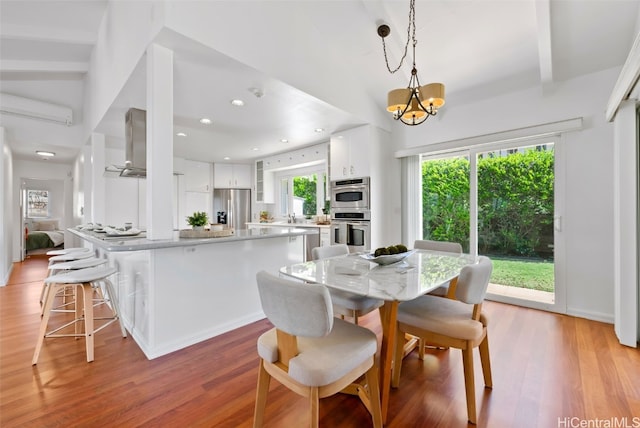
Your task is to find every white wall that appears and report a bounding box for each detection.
[1,128,14,285]
[393,67,620,323]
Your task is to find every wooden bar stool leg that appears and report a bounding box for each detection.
[32,283,61,365]
[81,283,95,362]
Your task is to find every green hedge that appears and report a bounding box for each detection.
[423,148,554,259]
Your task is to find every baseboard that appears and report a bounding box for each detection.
[566,307,614,324]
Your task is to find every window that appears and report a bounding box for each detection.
[276,167,328,218]
[27,190,49,218]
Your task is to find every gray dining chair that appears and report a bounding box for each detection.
[254,271,382,428]
[391,256,493,425]
[413,239,463,298]
[311,244,383,324]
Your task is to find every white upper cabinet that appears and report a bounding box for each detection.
[184,160,212,192]
[255,160,275,203]
[214,163,252,188]
[330,125,370,180]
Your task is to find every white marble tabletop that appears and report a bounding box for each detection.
[279,249,477,301]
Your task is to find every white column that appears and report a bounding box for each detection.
[613,99,639,347]
[90,133,106,225]
[82,145,92,224]
[146,43,174,240]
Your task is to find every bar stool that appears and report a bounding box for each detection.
[43,257,109,314]
[46,247,92,256]
[40,250,95,306]
[33,266,127,364]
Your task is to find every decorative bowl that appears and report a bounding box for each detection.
[360,250,415,265]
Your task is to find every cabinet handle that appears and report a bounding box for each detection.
[350,165,354,175]
[343,167,347,176]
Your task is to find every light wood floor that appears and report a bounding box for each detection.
[1,255,638,427]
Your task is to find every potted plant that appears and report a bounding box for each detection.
[186,211,208,230]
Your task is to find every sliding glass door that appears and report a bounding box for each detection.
[421,138,565,312]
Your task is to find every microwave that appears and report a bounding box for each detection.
[330,177,370,210]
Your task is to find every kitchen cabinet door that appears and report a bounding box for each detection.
[320,228,331,247]
[184,160,212,192]
[233,164,252,188]
[214,163,251,188]
[330,125,370,180]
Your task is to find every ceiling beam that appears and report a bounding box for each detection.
[535,0,553,84]
[0,60,89,73]
[0,23,96,45]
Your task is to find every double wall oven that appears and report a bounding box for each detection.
[330,177,371,252]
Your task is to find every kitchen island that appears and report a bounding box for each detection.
[70,226,315,359]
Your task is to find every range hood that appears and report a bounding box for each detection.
[121,107,147,177]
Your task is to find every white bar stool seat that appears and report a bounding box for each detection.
[44,257,109,314]
[33,266,127,364]
[41,251,96,305]
[46,247,92,256]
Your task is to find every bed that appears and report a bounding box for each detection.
[25,219,64,254]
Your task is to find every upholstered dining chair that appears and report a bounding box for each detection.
[413,239,463,298]
[254,271,382,428]
[311,244,383,324]
[391,256,493,424]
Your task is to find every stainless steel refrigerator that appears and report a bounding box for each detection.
[213,189,251,230]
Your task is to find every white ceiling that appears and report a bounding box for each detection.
[1,0,639,165]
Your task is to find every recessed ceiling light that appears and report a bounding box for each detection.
[252,147,259,151]
[35,151,55,157]
[280,139,289,143]
[223,156,231,161]
[314,128,324,133]
[230,99,244,107]
[176,132,187,137]
[248,87,264,98]
[200,118,212,125]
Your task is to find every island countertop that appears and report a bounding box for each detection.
[246,222,331,229]
[69,226,317,252]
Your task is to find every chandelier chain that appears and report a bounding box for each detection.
[381,0,416,74]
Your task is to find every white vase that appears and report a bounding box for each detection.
[193,225,204,231]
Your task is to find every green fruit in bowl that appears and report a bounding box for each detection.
[396,244,408,253]
[374,247,389,257]
[387,245,399,255]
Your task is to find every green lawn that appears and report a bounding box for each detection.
[489,257,554,292]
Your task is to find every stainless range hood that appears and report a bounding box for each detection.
[121,107,146,177]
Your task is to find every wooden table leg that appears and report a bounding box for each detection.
[377,300,398,423]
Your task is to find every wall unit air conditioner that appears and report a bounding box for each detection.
[0,93,73,126]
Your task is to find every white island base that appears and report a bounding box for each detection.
[72,228,307,359]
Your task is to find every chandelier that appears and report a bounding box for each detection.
[377,0,445,126]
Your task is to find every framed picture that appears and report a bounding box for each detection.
[27,190,49,218]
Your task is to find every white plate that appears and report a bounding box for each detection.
[360,249,415,265]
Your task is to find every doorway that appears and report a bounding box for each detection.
[421,138,566,313]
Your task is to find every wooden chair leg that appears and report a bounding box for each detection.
[479,334,493,388]
[309,386,319,428]
[365,363,383,428]
[253,360,270,428]
[391,328,405,388]
[462,346,477,424]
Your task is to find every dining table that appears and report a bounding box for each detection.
[279,248,477,422]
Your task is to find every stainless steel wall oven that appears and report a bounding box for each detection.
[330,177,370,210]
[330,209,371,252]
